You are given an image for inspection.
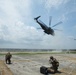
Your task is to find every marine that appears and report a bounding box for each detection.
[48,56,59,73]
[5,52,12,64]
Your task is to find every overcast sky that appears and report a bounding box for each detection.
[0,0,76,49]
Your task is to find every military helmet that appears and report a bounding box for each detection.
[50,56,53,59]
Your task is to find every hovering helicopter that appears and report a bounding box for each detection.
[34,16,62,36]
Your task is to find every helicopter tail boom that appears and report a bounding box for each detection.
[34,16,41,20]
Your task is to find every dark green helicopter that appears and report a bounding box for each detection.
[34,16,62,36]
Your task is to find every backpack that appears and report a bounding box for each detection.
[40,66,48,74]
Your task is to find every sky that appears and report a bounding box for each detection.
[0,0,76,49]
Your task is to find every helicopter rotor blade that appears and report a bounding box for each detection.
[37,28,42,29]
[53,28,63,31]
[49,16,52,27]
[52,21,62,27]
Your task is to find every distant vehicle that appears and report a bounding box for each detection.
[72,38,76,40]
[34,16,62,36]
[68,36,76,40]
[71,38,76,40]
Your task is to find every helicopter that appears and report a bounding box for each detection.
[34,16,62,36]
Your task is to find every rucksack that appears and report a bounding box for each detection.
[40,66,48,74]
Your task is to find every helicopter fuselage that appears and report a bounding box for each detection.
[35,19,54,35]
[44,27,54,35]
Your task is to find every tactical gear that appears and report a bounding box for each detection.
[40,66,48,74]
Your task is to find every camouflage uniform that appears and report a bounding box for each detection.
[49,56,59,73]
[5,52,12,64]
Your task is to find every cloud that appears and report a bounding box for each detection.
[41,0,69,10]
[39,31,76,49]
[0,0,76,49]
[0,0,37,42]
[74,25,76,29]
[0,21,42,43]
[60,14,68,22]
[0,0,32,25]
[0,0,45,49]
